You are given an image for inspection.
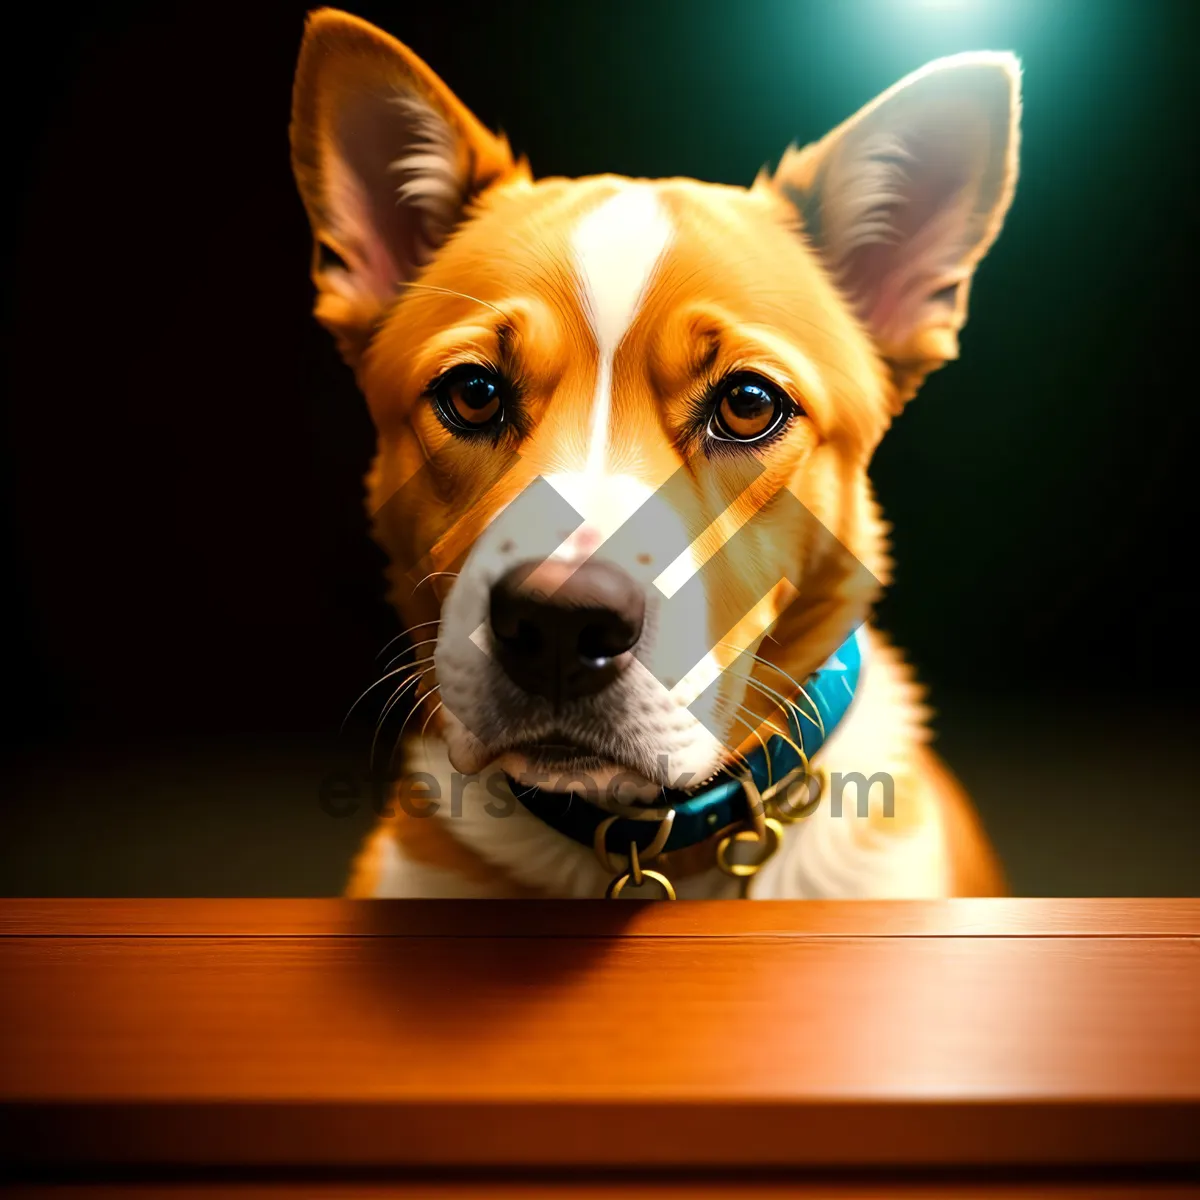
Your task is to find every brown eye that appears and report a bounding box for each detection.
[710,374,792,443]
[432,365,506,436]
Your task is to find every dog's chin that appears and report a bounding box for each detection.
[496,747,666,806]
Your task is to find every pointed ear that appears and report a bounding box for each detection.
[771,52,1020,405]
[290,9,525,365]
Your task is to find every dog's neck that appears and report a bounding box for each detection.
[391,625,946,899]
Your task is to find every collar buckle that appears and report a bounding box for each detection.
[596,809,678,900]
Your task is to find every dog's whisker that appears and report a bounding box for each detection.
[728,702,775,788]
[792,683,826,740]
[342,661,436,733]
[721,712,772,781]
[370,666,436,771]
[728,674,812,770]
[374,665,436,731]
[723,666,812,758]
[408,570,460,601]
[380,637,440,674]
[419,693,444,743]
[716,642,827,740]
[727,687,814,791]
[715,641,809,693]
[731,696,792,750]
[385,686,441,775]
[391,680,441,762]
[376,619,442,661]
[394,280,508,321]
[370,675,428,763]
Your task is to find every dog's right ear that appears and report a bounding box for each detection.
[290,9,525,366]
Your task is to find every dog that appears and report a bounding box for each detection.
[290,9,1017,899]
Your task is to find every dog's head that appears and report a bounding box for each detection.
[291,10,1019,797]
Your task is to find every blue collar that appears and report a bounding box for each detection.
[511,627,865,857]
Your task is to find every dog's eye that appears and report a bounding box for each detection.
[431,365,506,435]
[708,374,791,443]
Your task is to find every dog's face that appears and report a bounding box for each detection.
[291,10,1019,797]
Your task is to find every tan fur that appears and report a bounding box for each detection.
[290,11,1019,899]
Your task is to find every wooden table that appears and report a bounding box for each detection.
[1,899,1198,1195]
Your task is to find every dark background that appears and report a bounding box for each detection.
[2,0,1197,895]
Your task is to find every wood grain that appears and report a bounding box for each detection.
[3,897,1197,937]
[1,900,1197,1174]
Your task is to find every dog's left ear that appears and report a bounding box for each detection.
[771,53,1020,405]
[290,9,524,366]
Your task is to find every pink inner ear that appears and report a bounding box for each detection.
[839,123,978,350]
[325,89,439,304]
[825,81,1003,355]
[325,153,403,303]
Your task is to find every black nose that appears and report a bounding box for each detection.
[488,558,645,703]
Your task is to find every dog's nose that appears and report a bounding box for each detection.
[488,558,645,703]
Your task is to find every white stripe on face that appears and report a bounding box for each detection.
[543,471,655,557]
[570,186,673,480]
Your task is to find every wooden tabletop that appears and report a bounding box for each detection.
[1,899,1198,1179]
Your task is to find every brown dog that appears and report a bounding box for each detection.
[290,10,1016,898]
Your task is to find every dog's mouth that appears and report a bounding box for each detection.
[499,732,671,807]
[506,739,610,774]
[499,731,724,810]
